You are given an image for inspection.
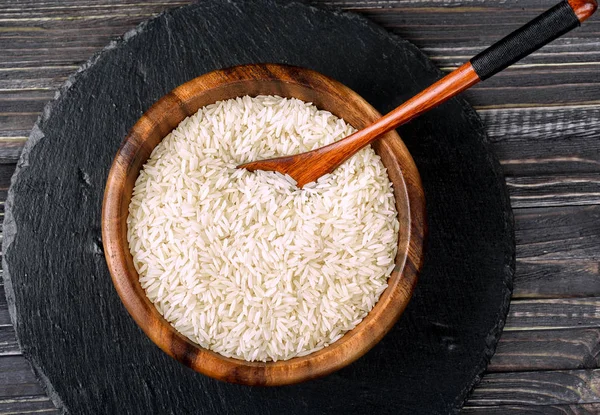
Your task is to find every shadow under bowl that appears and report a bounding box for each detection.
[102,63,426,386]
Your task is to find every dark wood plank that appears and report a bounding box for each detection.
[468,369,600,406]
[481,106,600,176]
[0,164,16,191]
[0,114,39,137]
[0,91,55,114]
[0,281,10,327]
[0,142,26,165]
[463,403,600,414]
[0,311,9,328]
[0,395,57,415]
[1,279,19,357]
[462,81,600,109]
[2,0,596,49]
[0,356,45,399]
[505,298,600,330]
[511,205,600,299]
[0,67,75,88]
[516,259,600,298]
[507,174,600,208]
[325,0,588,7]
[519,208,597,257]
[0,0,187,18]
[0,326,18,356]
[357,5,600,46]
[0,315,9,329]
[515,205,600,261]
[488,329,600,372]
[0,0,584,8]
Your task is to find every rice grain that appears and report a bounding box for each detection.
[127,95,399,362]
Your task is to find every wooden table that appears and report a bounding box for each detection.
[1,0,599,413]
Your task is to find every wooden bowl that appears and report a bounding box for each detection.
[102,63,426,386]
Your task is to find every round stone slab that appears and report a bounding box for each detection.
[3,0,514,413]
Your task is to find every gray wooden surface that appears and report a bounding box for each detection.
[1,0,599,413]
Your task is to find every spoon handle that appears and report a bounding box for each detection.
[470,0,594,80]
[336,0,596,159]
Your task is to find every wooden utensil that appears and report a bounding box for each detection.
[239,0,597,188]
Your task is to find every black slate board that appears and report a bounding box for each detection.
[2,0,514,413]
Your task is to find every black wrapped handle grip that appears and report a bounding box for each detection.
[471,0,595,80]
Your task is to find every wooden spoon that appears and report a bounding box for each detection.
[239,0,597,188]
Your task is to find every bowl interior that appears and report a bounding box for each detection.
[102,64,425,386]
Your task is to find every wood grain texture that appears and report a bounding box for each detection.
[516,205,600,261]
[516,258,600,298]
[507,173,600,208]
[464,403,600,414]
[489,328,600,371]
[0,311,9,327]
[0,395,57,414]
[468,369,600,406]
[482,106,600,176]
[505,298,600,330]
[0,357,45,399]
[513,205,600,298]
[0,281,10,327]
[0,326,19,356]
[103,63,426,385]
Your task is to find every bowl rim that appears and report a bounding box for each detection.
[102,63,426,386]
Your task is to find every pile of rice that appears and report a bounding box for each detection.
[127,95,399,362]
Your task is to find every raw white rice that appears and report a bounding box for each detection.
[127,95,399,362]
